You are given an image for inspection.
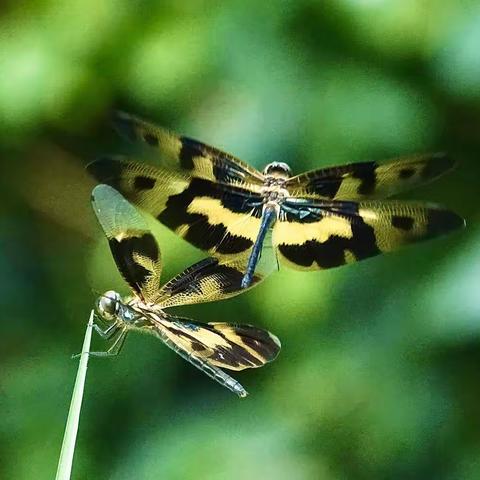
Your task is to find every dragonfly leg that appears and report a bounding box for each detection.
[93,322,119,340]
[88,328,128,357]
[72,328,128,359]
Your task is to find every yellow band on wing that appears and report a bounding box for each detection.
[273,215,353,246]
[187,197,261,241]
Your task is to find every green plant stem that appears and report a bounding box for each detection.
[55,310,94,480]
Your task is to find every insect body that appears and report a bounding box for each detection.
[90,184,280,397]
[88,112,465,288]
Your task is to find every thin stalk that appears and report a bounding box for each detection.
[55,310,94,480]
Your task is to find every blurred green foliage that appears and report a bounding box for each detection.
[0,1,479,479]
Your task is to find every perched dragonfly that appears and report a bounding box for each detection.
[89,184,280,397]
[88,112,465,288]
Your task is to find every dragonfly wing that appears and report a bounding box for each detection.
[274,198,465,270]
[91,184,162,301]
[155,315,281,371]
[286,153,455,200]
[156,245,277,308]
[146,314,281,397]
[112,110,265,185]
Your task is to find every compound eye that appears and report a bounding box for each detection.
[97,290,120,320]
[263,162,292,176]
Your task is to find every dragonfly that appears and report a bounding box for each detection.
[89,183,281,397]
[88,111,465,289]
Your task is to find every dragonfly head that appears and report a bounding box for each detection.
[96,290,121,322]
[262,162,292,178]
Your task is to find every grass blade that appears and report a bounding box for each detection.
[55,310,94,480]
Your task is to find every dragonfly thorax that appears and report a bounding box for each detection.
[262,187,289,208]
[262,162,292,207]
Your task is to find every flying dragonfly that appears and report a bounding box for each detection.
[89,184,280,397]
[88,112,465,289]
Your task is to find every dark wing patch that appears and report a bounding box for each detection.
[108,234,160,297]
[286,153,455,200]
[91,184,163,301]
[275,199,465,270]
[134,175,156,190]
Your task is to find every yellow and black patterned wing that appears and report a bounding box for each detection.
[87,156,264,259]
[112,110,265,186]
[275,199,465,270]
[156,315,281,372]
[91,184,162,302]
[286,153,455,200]
[156,233,277,308]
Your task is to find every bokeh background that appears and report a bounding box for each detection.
[1,1,479,479]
